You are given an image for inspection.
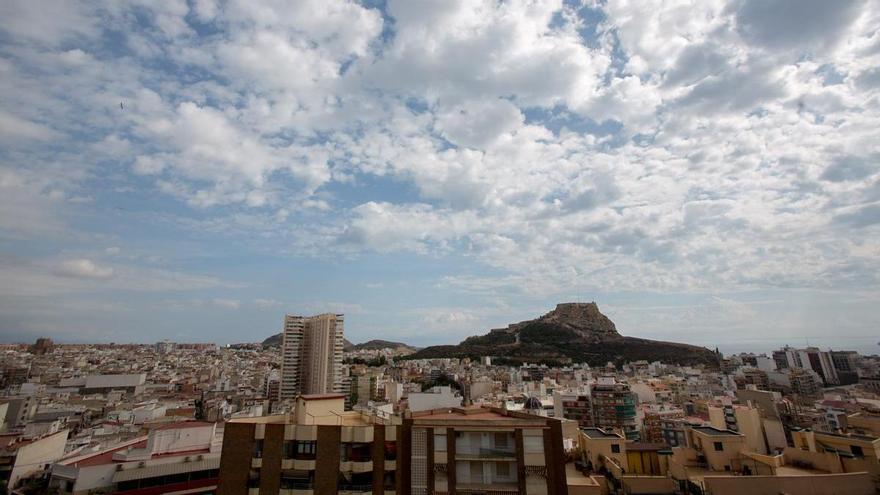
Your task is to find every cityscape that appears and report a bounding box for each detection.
[3,0,880,495]
[1,304,879,494]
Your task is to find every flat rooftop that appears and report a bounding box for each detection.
[411,407,549,427]
[299,393,346,401]
[692,426,742,437]
[580,427,623,439]
[565,463,601,486]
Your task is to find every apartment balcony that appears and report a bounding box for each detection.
[456,447,517,460]
[340,460,373,473]
[456,482,520,495]
[341,426,374,443]
[338,483,373,494]
[280,458,316,470]
[280,483,315,495]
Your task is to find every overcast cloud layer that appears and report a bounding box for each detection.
[1,0,879,353]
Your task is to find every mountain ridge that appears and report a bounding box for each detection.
[406,302,720,367]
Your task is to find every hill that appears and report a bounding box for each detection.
[351,339,419,353]
[405,302,719,367]
[260,334,414,353]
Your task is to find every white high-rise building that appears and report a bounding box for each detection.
[279,313,345,399]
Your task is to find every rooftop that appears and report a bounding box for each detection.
[411,406,550,426]
[298,393,346,401]
[565,463,602,487]
[154,421,215,430]
[692,426,742,437]
[580,427,623,439]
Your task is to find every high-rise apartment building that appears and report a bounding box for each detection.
[642,407,683,444]
[831,350,860,385]
[554,392,593,427]
[772,346,839,386]
[280,313,345,398]
[741,368,770,390]
[590,378,639,440]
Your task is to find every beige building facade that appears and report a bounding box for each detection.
[280,314,345,398]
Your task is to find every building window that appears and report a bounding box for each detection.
[851,445,864,457]
[496,461,511,478]
[713,442,723,452]
[253,439,263,458]
[284,440,318,461]
[383,471,396,490]
[385,441,397,461]
[341,442,372,462]
[611,444,620,453]
[247,469,260,488]
[281,469,313,489]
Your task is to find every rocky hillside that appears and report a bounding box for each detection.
[406,302,719,367]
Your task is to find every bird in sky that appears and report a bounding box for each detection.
[120,101,124,110]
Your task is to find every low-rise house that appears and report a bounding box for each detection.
[0,429,68,489]
[49,421,220,495]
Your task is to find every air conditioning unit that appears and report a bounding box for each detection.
[116,465,124,471]
[183,456,191,462]
[138,462,146,468]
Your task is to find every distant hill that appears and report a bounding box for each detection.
[350,340,419,353]
[260,334,354,350]
[260,334,415,353]
[406,302,720,367]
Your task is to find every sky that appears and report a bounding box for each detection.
[1,0,879,354]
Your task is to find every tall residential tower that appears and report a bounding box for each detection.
[279,313,345,398]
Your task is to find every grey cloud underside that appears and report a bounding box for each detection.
[1,0,880,299]
[733,0,864,51]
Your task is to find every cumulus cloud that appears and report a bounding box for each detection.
[2,0,880,345]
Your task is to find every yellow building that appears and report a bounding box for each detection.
[847,412,880,437]
[625,444,665,476]
[708,403,766,454]
[791,428,880,491]
[578,427,627,472]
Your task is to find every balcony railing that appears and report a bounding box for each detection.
[457,447,516,458]
[282,481,314,490]
[338,483,372,492]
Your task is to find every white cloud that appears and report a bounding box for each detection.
[0,256,238,297]
[253,298,283,308]
[1,0,880,346]
[53,259,115,280]
[0,110,61,142]
[212,298,241,309]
